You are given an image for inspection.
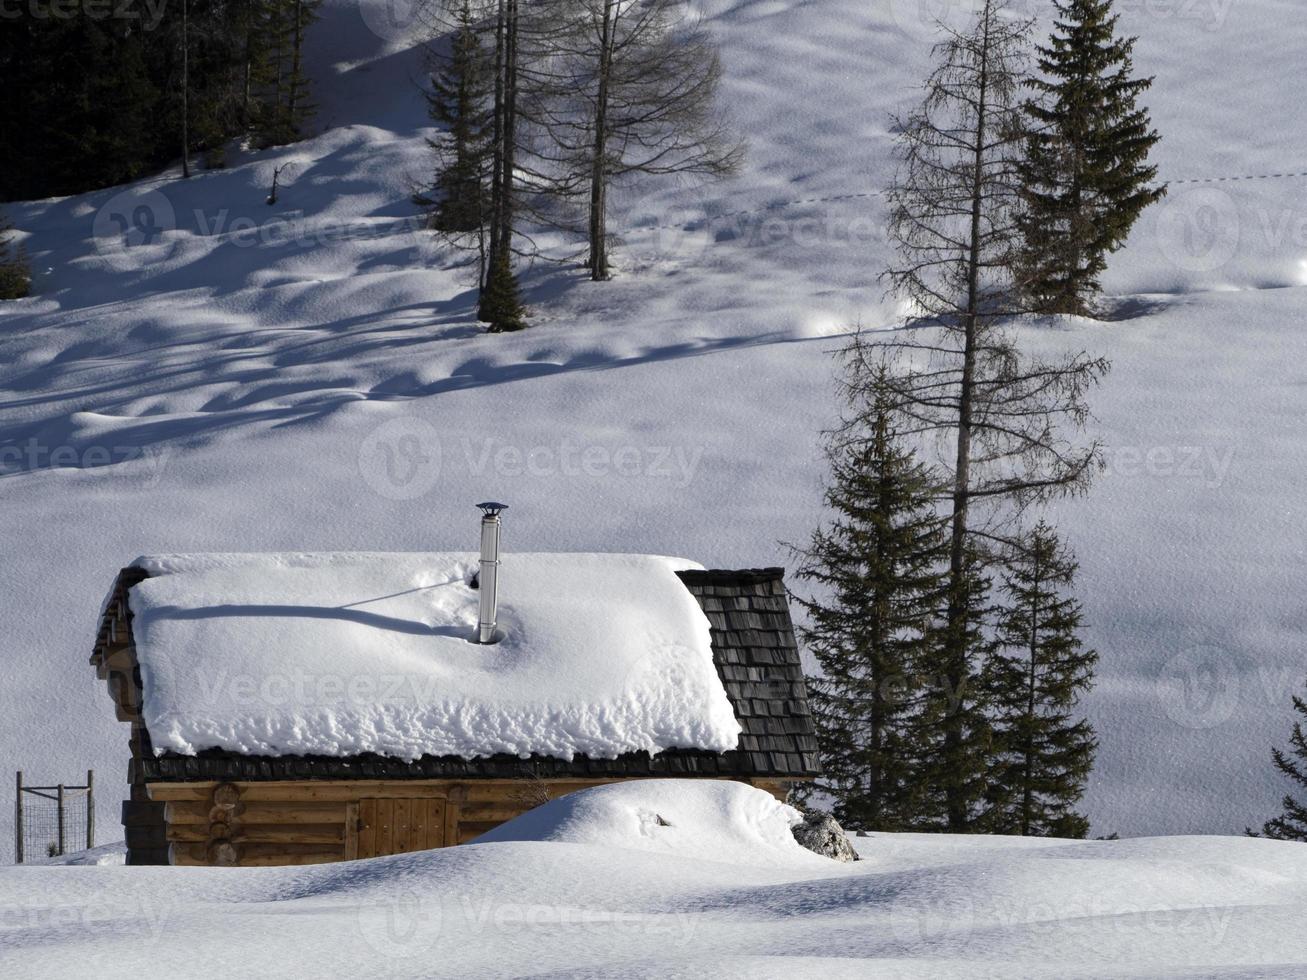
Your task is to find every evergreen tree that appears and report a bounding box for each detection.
[983,521,1097,837]
[1018,0,1165,314]
[1,0,321,200]
[283,0,320,138]
[878,0,1109,827]
[477,247,527,331]
[790,365,950,832]
[479,0,528,330]
[1250,681,1307,841]
[1,14,159,201]
[421,1,494,238]
[0,212,31,300]
[912,544,997,831]
[257,0,321,145]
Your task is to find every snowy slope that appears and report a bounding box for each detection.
[2,0,1307,848]
[3,782,1306,977]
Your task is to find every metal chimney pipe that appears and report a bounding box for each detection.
[476,502,507,643]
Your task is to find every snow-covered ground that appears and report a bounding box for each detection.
[3,781,1306,977]
[2,0,1307,852]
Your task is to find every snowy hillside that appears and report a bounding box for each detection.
[2,0,1307,849]
[4,781,1307,977]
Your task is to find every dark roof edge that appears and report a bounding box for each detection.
[675,567,786,586]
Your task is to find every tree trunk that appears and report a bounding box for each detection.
[1021,552,1041,837]
[181,0,191,178]
[498,0,519,261]
[942,1,992,833]
[289,0,304,129]
[481,0,509,319]
[588,1,616,280]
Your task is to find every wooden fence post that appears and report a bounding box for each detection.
[14,771,22,864]
[56,784,65,857]
[86,770,95,850]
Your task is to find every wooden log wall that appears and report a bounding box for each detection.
[147,777,791,867]
[91,568,169,865]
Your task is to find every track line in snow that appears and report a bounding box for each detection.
[641,169,1307,231]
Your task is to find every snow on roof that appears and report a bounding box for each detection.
[126,552,743,762]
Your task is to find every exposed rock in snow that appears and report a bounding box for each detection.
[791,810,860,862]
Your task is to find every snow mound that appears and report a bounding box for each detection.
[474,779,828,868]
[127,552,742,760]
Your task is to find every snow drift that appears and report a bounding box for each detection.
[6,808,1307,977]
[475,779,828,868]
[127,552,741,760]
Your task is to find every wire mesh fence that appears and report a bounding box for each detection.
[14,771,94,863]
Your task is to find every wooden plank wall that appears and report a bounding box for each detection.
[149,777,792,867]
[90,570,170,865]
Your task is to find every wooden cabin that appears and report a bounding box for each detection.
[91,557,818,867]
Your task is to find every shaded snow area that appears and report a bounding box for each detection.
[126,552,737,759]
[3,783,1306,978]
[2,0,1307,848]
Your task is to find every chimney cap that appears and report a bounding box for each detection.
[477,502,508,516]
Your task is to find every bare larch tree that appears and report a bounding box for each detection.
[535,0,742,280]
[864,0,1109,831]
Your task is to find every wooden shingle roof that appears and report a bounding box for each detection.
[91,564,820,782]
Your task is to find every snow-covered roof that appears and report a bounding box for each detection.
[122,552,744,762]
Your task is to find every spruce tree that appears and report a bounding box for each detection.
[253,0,321,146]
[791,365,950,832]
[1250,681,1307,842]
[1018,0,1165,314]
[913,544,997,831]
[983,521,1097,837]
[284,0,320,138]
[880,0,1107,831]
[479,0,528,331]
[0,212,31,300]
[478,248,527,331]
[422,1,494,236]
